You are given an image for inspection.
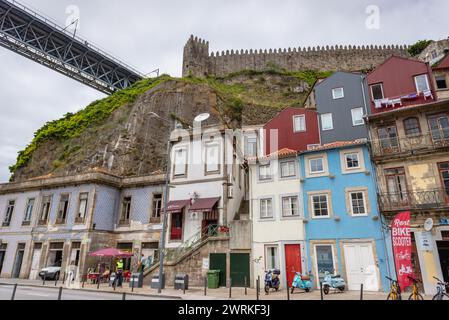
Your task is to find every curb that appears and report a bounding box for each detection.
[0,282,182,300]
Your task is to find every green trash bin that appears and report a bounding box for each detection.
[207,270,220,289]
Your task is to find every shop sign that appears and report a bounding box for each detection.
[391,211,413,290]
[416,231,433,251]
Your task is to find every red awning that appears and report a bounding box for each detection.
[189,197,221,212]
[164,200,191,213]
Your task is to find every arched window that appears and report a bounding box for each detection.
[403,117,421,136]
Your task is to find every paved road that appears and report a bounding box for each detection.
[0,284,168,300]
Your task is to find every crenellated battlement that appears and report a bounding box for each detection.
[182,35,410,77]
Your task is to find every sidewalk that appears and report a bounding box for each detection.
[0,278,412,300]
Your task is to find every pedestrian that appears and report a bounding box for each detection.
[115,259,124,287]
[139,254,146,273]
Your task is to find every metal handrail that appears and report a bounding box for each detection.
[378,189,449,211]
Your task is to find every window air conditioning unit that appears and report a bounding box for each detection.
[228,186,234,199]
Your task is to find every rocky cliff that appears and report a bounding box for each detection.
[10,70,327,182]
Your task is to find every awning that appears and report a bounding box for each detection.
[163,200,191,213]
[189,197,221,212]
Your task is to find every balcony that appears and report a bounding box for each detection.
[378,189,449,212]
[371,133,449,158]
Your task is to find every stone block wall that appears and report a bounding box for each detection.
[183,35,410,78]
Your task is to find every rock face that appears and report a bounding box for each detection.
[12,72,313,182]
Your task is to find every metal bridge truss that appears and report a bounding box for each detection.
[0,0,144,94]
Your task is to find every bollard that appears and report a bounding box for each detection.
[258,276,261,294]
[183,275,187,295]
[204,277,207,296]
[320,282,324,301]
[229,278,232,299]
[244,276,247,296]
[131,276,135,293]
[360,283,363,301]
[82,275,85,288]
[287,282,290,301]
[58,287,63,300]
[11,283,18,300]
[43,272,47,286]
[122,292,126,300]
[62,272,66,285]
[97,275,101,290]
[256,279,260,301]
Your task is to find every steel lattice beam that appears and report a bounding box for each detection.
[0,0,144,94]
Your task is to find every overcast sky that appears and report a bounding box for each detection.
[1,0,448,182]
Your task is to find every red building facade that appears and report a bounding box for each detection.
[264,107,320,155]
[367,56,436,114]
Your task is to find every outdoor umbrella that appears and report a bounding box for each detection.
[89,248,133,258]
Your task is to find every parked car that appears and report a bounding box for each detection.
[39,266,61,280]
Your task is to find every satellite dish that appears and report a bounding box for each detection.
[194,113,210,123]
[424,218,434,232]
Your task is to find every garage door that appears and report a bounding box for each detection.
[343,243,379,291]
[230,253,250,287]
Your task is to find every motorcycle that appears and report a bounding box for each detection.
[290,272,312,293]
[322,271,346,294]
[264,269,281,294]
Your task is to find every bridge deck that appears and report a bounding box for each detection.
[0,0,144,94]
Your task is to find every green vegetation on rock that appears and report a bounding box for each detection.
[408,40,433,56]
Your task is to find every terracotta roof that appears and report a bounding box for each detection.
[302,140,367,153]
[247,148,298,162]
[434,53,449,70]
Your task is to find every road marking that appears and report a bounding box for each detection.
[26,293,51,297]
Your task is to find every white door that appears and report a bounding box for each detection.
[29,249,42,280]
[343,243,379,291]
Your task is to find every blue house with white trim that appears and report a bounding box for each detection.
[299,141,390,292]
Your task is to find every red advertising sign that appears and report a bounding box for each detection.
[391,211,413,290]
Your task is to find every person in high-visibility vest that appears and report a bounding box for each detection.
[115,259,124,287]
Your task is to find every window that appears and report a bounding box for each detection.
[205,143,220,174]
[39,195,52,224]
[377,126,399,151]
[351,107,364,126]
[173,148,187,177]
[76,193,89,222]
[280,160,296,178]
[385,167,408,205]
[428,114,449,142]
[414,74,430,93]
[309,158,324,174]
[332,87,344,99]
[345,153,360,169]
[120,197,132,224]
[403,117,421,136]
[321,113,334,131]
[266,246,279,270]
[3,200,15,227]
[438,162,449,197]
[371,83,384,100]
[311,194,329,218]
[282,196,299,217]
[23,198,35,224]
[350,192,367,215]
[260,198,273,219]
[259,164,272,181]
[56,194,70,224]
[293,115,306,133]
[436,76,448,89]
[245,136,257,158]
[152,193,163,220]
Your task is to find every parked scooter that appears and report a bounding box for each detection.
[290,272,313,293]
[322,271,346,294]
[264,269,281,294]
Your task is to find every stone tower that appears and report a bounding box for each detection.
[182,35,210,77]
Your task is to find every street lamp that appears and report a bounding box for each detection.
[151,111,209,294]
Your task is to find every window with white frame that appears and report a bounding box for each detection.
[173,147,188,177]
[77,193,89,221]
[280,160,296,178]
[259,163,272,181]
[265,246,279,270]
[345,153,360,169]
[332,87,344,99]
[23,198,35,223]
[321,113,334,131]
[351,107,365,126]
[371,83,384,100]
[282,196,299,217]
[350,192,367,215]
[260,198,273,219]
[415,74,430,93]
[311,194,329,218]
[245,136,258,158]
[205,142,220,173]
[39,195,52,222]
[293,115,306,133]
[120,196,132,223]
[309,157,324,174]
[3,200,15,226]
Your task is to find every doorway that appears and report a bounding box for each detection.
[47,242,64,267]
[0,243,7,275]
[230,253,250,287]
[170,212,183,241]
[12,243,26,278]
[29,243,42,280]
[210,253,227,287]
[285,244,302,286]
[437,241,449,283]
[343,242,379,291]
[117,242,133,271]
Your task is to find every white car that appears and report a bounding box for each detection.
[39,266,61,280]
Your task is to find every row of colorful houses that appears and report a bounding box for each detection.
[1,51,449,295]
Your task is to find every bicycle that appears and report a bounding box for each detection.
[386,276,402,300]
[407,276,424,300]
[432,276,449,300]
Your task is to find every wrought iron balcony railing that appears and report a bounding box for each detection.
[371,132,449,158]
[378,189,449,212]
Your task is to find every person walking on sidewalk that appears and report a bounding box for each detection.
[113,259,124,287]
